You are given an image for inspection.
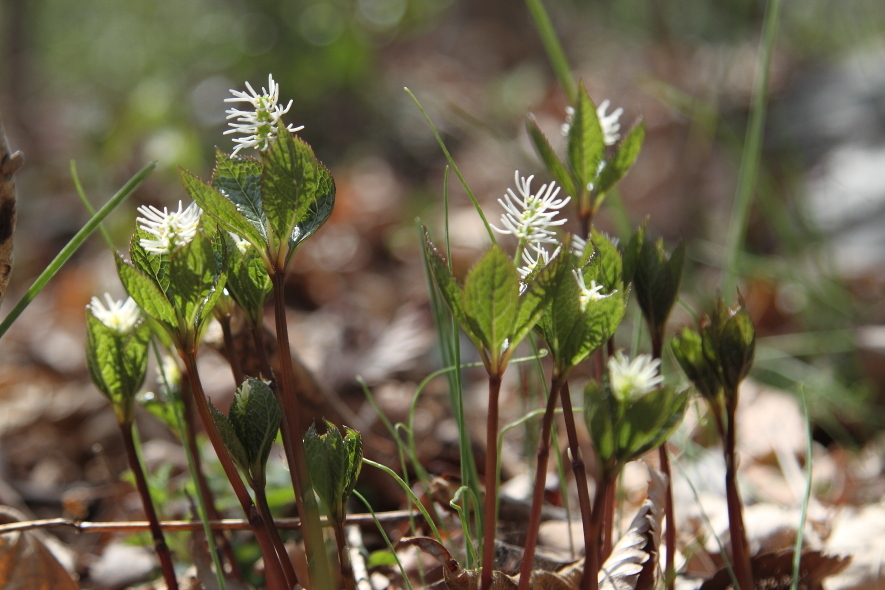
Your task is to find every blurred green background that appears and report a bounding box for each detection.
[2,0,885,442]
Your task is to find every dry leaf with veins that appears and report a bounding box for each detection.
[403,465,667,590]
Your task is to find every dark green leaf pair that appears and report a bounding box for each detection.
[424,229,557,375]
[85,312,150,424]
[584,379,688,479]
[182,127,335,274]
[210,378,281,489]
[671,295,756,408]
[117,229,228,351]
[623,223,685,338]
[527,83,644,216]
[303,420,363,525]
[222,233,273,327]
[535,243,626,376]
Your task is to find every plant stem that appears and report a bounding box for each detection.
[559,383,597,590]
[724,402,753,590]
[271,271,335,590]
[333,521,357,590]
[180,350,289,590]
[219,314,245,387]
[180,370,242,581]
[586,472,609,590]
[517,375,566,590]
[651,329,676,590]
[480,374,503,590]
[251,323,277,384]
[601,477,616,562]
[255,485,298,590]
[119,421,179,590]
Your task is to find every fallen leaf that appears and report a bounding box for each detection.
[0,506,80,590]
[698,549,850,590]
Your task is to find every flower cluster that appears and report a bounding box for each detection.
[561,99,624,146]
[224,74,304,156]
[608,351,663,402]
[136,201,202,254]
[573,270,605,311]
[89,293,141,334]
[492,172,570,245]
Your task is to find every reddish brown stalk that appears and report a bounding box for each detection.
[219,314,245,387]
[516,375,567,590]
[251,323,277,384]
[586,471,609,590]
[651,329,676,590]
[481,374,503,590]
[559,383,597,590]
[255,486,299,589]
[181,350,289,590]
[724,403,753,590]
[119,422,179,590]
[601,477,616,562]
[180,371,242,581]
[271,271,335,590]
[333,521,358,590]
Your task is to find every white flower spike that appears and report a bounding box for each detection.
[136,201,202,254]
[224,74,304,156]
[608,351,664,402]
[491,171,570,246]
[90,293,141,334]
[561,100,623,147]
[572,269,605,311]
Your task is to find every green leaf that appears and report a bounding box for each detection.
[212,149,268,242]
[287,161,335,263]
[229,378,281,485]
[567,83,605,194]
[85,315,150,423]
[130,230,170,295]
[180,169,267,253]
[526,114,576,198]
[596,120,645,196]
[261,131,319,248]
[224,234,272,327]
[116,257,177,327]
[165,231,227,335]
[423,229,484,354]
[589,228,623,293]
[209,402,251,479]
[515,249,569,347]
[462,245,520,369]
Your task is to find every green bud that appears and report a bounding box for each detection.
[706,296,755,397]
[304,420,363,525]
[623,223,685,337]
[670,326,723,403]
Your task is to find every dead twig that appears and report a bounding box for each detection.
[0,509,417,536]
[0,112,24,306]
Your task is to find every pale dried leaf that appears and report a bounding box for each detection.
[0,507,79,590]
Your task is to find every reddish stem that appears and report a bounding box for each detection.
[219,314,245,387]
[255,485,298,589]
[333,521,357,590]
[516,375,566,590]
[181,350,288,590]
[724,402,753,590]
[180,372,242,581]
[559,383,597,590]
[481,374,502,590]
[272,271,335,590]
[651,328,676,590]
[601,477,616,562]
[119,421,179,590]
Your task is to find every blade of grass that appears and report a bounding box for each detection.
[790,387,813,590]
[405,88,496,244]
[352,491,414,590]
[362,459,442,542]
[0,161,155,339]
[524,0,577,103]
[722,0,784,296]
[70,160,115,249]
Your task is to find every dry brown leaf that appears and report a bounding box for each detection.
[403,465,667,590]
[0,506,80,590]
[698,549,850,590]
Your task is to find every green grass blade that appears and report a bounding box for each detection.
[524,0,576,103]
[363,459,442,542]
[404,88,496,245]
[790,387,813,590]
[722,0,784,296]
[71,160,116,250]
[0,161,155,339]
[352,490,414,590]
